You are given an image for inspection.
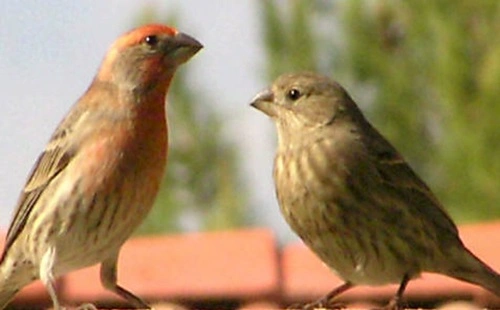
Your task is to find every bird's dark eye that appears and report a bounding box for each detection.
[144,35,159,47]
[287,88,302,101]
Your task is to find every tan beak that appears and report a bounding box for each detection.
[250,88,277,117]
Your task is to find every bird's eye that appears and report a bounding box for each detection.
[144,35,159,47]
[286,88,302,101]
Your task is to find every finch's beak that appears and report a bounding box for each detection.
[171,32,203,64]
[250,88,277,117]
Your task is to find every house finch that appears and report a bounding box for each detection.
[0,24,202,309]
[251,72,500,309]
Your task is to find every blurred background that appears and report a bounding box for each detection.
[1,0,499,243]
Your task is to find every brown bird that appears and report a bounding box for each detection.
[0,24,202,309]
[251,72,500,309]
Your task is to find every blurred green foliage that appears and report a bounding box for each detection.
[259,0,500,222]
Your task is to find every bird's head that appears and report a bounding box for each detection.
[251,72,364,147]
[97,24,203,91]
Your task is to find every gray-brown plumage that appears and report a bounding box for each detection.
[251,72,500,309]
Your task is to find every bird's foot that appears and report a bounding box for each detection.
[287,298,346,310]
[76,303,98,310]
[376,296,404,310]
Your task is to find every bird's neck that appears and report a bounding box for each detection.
[96,77,171,115]
[276,121,323,154]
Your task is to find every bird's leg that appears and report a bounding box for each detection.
[40,247,61,310]
[383,274,410,310]
[100,252,150,309]
[288,282,353,310]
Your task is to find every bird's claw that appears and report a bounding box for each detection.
[76,303,98,310]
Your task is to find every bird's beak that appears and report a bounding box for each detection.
[171,32,203,64]
[250,88,277,117]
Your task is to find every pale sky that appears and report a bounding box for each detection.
[0,2,295,241]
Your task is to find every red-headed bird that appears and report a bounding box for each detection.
[0,24,202,309]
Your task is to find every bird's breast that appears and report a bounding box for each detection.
[46,114,168,268]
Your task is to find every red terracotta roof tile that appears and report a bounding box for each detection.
[10,281,52,307]
[61,228,280,305]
